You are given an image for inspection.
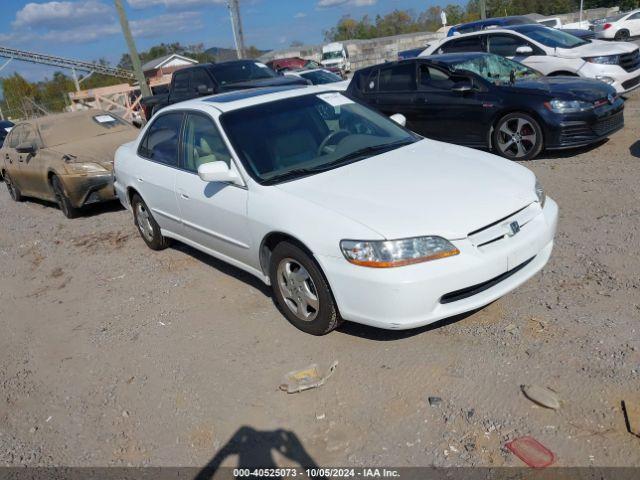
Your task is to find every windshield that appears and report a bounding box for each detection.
[451,54,542,85]
[212,61,277,85]
[322,51,343,60]
[300,70,343,84]
[516,25,588,48]
[220,92,417,184]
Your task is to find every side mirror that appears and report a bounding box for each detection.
[198,161,241,184]
[515,45,534,56]
[389,113,407,127]
[197,84,214,95]
[451,81,473,93]
[16,142,36,154]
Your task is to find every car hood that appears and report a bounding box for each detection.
[504,75,615,101]
[275,140,537,240]
[221,75,307,90]
[48,128,139,171]
[555,39,637,58]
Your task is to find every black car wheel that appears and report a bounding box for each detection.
[4,172,23,202]
[51,175,79,218]
[270,241,342,335]
[614,29,630,41]
[131,194,170,250]
[493,113,543,161]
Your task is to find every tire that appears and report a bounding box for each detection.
[4,172,23,202]
[131,193,170,250]
[51,175,79,218]
[493,112,544,161]
[269,241,342,335]
[614,29,630,41]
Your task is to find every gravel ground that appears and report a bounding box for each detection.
[1,92,639,469]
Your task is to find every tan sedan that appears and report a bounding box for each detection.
[0,110,138,218]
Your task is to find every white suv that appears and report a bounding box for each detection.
[114,85,557,335]
[421,24,640,94]
[594,9,640,41]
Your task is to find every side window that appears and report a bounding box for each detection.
[7,125,24,148]
[439,36,484,54]
[487,34,533,57]
[629,12,640,20]
[378,63,416,92]
[418,65,454,90]
[22,125,40,147]
[181,113,232,173]
[172,71,191,95]
[191,69,214,92]
[138,112,183,167]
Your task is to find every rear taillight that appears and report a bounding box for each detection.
[603,23,612,30]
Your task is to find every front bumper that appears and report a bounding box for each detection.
[578,61,640,94]
[543,100,624,149]
[61,173,116,208]
[316,198,558,330]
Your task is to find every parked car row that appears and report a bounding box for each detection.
[7,30,630,334]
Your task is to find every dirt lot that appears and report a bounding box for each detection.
[1,93,639,470]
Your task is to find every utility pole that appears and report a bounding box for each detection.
[114,0,151,97]
[479,0,487,19]
[228,0,246,59]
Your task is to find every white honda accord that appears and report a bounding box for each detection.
[114,85,558,335]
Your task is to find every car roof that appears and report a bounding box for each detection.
[454,15,533,29]
[166,84,346,113]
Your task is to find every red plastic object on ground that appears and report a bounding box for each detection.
[505,436,556,468]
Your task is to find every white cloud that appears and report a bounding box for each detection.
[317,0,376,7]
[130,11,204,38]
[294,12,306,19]
[13,1,113,29]
[127,0,225,9]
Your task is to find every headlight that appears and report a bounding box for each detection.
[65,162,109,174]
[583,55,620,65]
[340,236,460,268]
[535,179,546,207]
[545,99,593,113]
[595,75,615,85]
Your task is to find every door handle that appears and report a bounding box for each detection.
[413,97,428,104]
[180,192,189,199]
[136,177,144,183]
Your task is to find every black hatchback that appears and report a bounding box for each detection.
[347,53,624,160]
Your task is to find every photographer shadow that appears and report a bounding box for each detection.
[194,426,323,480]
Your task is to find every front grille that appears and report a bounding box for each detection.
[619,50,640,72]
[593,111,624,135]
[622,75,640,90]
[440,257,535,304]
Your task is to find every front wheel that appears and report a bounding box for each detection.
[493,113,543,161]
[270,241,342,335]
[4,172,23,202]
[131,194,170,250]
[51,175,79,218]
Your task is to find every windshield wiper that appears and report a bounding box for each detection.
[310,139,415,172]
[262,139,414,185]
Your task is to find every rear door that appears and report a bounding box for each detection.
[174,112,252,265]
[134,111,184,234]
[412,63,489,146]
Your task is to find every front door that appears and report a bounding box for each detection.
[175,112,252,266]
[15,124,51,199]
[2,125,24,190]
[412,64,490,146]
[134,111,183,234]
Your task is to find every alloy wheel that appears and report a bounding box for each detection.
[496,117,538,159]
[135,202,154,242]
[276,258,320,322]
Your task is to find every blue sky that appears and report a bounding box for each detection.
[0,0,460,81]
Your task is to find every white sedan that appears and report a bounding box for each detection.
[594,9,640,41]
[114,85,558,335]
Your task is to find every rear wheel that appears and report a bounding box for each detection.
[493,113,543,161]
[51,175,79,218]
[131,194,170,250]
[4,172,23,202]
[614,29,630,41]
[270,241,341,335]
